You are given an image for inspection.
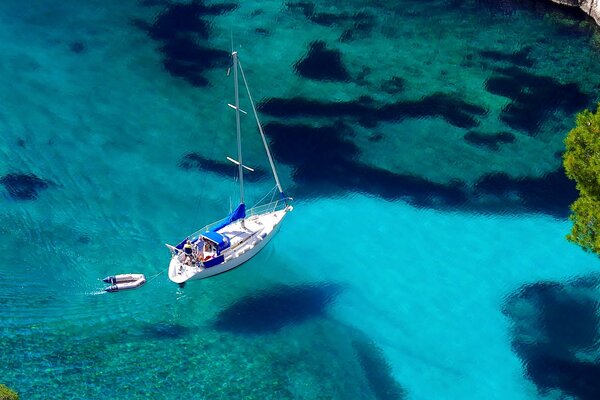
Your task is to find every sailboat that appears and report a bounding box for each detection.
[166,51,293,284]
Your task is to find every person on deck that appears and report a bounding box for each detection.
[183,240,194,265]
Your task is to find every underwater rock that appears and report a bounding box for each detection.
[503,275,600,399]
[550,0,600,26]
[294,41,350,81]
[0,173,49,200]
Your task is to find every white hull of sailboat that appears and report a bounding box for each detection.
[168,207,290,284]
[166,51,293,285]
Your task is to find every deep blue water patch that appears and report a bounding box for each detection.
[503,275,600,400]
[352,339,406,400]
[294,41,350,82]
[463,131,515,150]
[0,173,50,200]
[179,152,268,182]
[133,1,236,86]
[484,66,590,135]
[213,282,342,334]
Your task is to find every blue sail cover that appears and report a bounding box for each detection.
[210,203,246,233]
[174,203,245,250]
[200,231,230,253]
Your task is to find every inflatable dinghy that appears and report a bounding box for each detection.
[103,274,146,292]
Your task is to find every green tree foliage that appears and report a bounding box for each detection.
[563,103,600,256]
[0,384,19,400]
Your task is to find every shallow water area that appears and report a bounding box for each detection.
[1,0,600,399]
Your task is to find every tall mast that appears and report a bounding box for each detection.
[238,61,285,197]
[232,51,244,205]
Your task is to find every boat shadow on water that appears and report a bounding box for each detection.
[212,282,343,334]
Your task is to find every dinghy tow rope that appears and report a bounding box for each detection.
[101,270,164,293]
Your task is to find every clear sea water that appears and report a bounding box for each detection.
[1,1,600,399]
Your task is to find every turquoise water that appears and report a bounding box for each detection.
[1,1,600,399]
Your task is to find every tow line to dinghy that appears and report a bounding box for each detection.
[101,271,163,293]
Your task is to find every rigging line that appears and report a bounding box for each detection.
[237,60,285,196]
[251,185,277,209]
[145,270,165,283]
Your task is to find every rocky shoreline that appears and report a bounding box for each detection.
[552,0,600,25]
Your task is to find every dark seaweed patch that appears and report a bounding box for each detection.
[463,131,515,150]
[264,121,573,216]
[265,122,468,207]
[475,0,517,16]
[1,173,50,200]
[77,235,91,244]
[148,3,211,41]
[265,122,358,167]
[159,37,230,87]
[213,283,342,334]
[484,67,590,135]
[260,93,487,129]
[138,0,169,6]
[503,276,600,400]
[179,152,268,182]
[69,41,86,54]
[353,339,406,400]
[378,93,487,129]
[135,1,236,86]
[288,2,376,41]
[479,47,534,68]
[484,77,521,99]
[474,168,577,217]
[294,41,350,81]
[143,323,191,339]
[260,96,372,119]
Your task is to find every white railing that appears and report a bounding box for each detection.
[246,198,291,217]
[182,197,292,241]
